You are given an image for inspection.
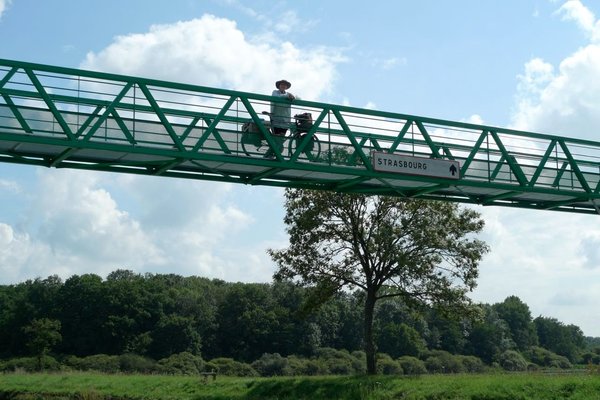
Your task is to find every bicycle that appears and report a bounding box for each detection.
[240,112,322,161]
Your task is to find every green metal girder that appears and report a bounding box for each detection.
[1,58,600,215]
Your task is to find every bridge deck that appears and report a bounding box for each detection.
[1,58,599,214]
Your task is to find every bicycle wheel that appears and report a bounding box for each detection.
[288,133,322,161]
[241,131,267,157]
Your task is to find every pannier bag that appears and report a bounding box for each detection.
[295,113,313,134]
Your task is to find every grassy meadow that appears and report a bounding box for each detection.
[2,372,600,400]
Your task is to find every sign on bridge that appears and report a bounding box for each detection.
[372,152,460,180]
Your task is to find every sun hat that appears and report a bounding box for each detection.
[275,79,291,89]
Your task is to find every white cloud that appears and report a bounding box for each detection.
[0,168,282,284]
[81,14,345,101]
[556,0,598,38]
[472,206,600,336]
[1,12,346,285]
[511,44,600,138]
[477,0,600,336]
[579,235,600,269]
[371,57,407,71]
[0,178,20,194]
[0,0,11,19]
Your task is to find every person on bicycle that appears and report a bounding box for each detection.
[264,79,295,158]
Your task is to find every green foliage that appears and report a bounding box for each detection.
[251,353,290,376]
[6,373,600,400]
[498,350,528,371]
[205,357,257,377]
[466,305,514,363]
[215,283,297,362]
[149,314,202,360]
[63,354,120,373]
[582,350,600,365]
[534,316,586,362]
[0,266,596,377]
[397,356,427,375]
[0,355,61,372]
[457,355,486,373]
[157,352,205,375]
[270,189,489,374]
[375,353,403,375]
[118,353,157,373]
[314,347,361,375]
[423,350,466,374]
[377,322,426,358]
[22,317,62,370]
[493,296,538,350]
[524,346,572,369]
[285,355,326,376]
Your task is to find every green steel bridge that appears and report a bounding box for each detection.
[1,58,600,215]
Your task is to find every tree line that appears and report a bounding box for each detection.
[2,190,599,375]
[0,270,598,372]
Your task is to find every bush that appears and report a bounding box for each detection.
[398,356,427,375]
[0,356,61,372]
[377,323,426,358]
[206,358,257,377]
[376,353,403,375]
[64,354,120,373]
[314,348,356,375]
[423,350,465,374]
[425,355,444,374]
[158,352,205,375]
[251,353,290,377]
[499,350,528,371]
[525,346,572,369]
[119,353,157,373]
[350,351,366,374]
[286,355,326,376]
[582,351,600,365]
[458,355,486,373]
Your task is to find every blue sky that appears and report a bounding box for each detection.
[2,0,600,337]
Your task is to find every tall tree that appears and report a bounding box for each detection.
[493,295,538,350]
[466,304,513,363]
[534,316,585,362]
[269,189,489,374]
[22,318,62,370]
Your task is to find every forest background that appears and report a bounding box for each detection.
[1,269,599,376]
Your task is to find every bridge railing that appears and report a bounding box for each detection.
[2,58,600,213]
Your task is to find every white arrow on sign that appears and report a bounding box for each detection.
[371,151,460,180]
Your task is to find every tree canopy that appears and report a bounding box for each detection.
[269,189,489,374]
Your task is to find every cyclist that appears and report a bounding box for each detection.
[264,79,295,159]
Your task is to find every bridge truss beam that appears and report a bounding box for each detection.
[1,58,600,215]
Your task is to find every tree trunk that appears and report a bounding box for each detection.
[364,289,377,375]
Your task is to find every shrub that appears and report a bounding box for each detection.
[423,350,465,374]
[64,354,120,373]
[582,351,600,365]
[425,355,444,374]
[286,355,326,376]
[377,323,426,358]
[398,356,427,375]
[350,351,367,374]
[158,352,204,375]
[525,346,572,369]
[1,356,61,372]
[376,353,403,375]
[314,348,356,375]
[499,350,528,371]
[582,352,594,365]
[458,355,486,373]
[206,358,257,377]
[251,353,290,377]
[119,353,157,373]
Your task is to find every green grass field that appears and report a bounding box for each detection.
[1,372,600,400]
